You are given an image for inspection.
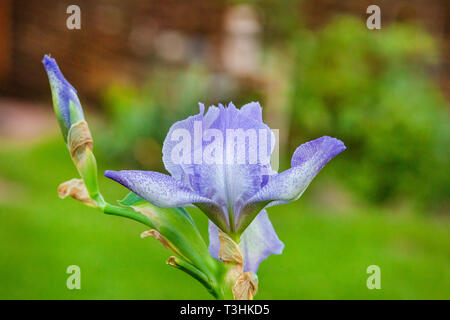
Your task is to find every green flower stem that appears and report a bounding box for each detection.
[227,205,236,234]
[217,264,236,300]
[230,233,241,244]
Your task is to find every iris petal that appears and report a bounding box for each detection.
[208,209,283,272]
[239,210,284,272]
[237,136,346,232]
[104,170,229,231]
[240,101,263,123]
[162,103,274,229]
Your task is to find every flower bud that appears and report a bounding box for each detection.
[42,55,85,142]
[67,120,93,159]
[42,55,102,207]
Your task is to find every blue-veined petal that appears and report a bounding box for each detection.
[239,209,284,272]
[162,103,275,229]
[104,170,229,231]
[208,209,283,272]
[237,136,346,232]
[240,101,263,123]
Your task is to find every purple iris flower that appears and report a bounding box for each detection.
[105,102,345,273]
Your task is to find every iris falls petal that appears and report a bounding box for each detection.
[239,210,284,272]
[237,136,346,232]
[208,210,283,272]
[104,170,229,231]
[240,101,263,123]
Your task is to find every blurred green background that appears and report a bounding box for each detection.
[0,0,449,299]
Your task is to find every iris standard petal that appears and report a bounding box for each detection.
[105,170,229,231]
[208,209,283,273]
[162,103,275,230]
[161,104,207,184]
[237,136,346,232]
[240,102,263,123]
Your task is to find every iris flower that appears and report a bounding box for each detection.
[105,103,346,273]
[43,54,345,298]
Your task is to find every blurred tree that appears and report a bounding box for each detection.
[289,16,449,210]
[97,65,212,170]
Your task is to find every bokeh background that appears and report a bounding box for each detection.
[0,0,449,299]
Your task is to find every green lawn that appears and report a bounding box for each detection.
[0,137,449,299]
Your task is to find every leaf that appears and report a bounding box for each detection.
[119,192,223,283]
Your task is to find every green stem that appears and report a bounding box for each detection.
[230,233,241,244]
[227,205,235,234]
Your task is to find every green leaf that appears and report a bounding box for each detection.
[119,192,223,284]
[119,191,146,206]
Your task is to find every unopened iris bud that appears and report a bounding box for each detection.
[42,55,85,142]
[42,55,102,207]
